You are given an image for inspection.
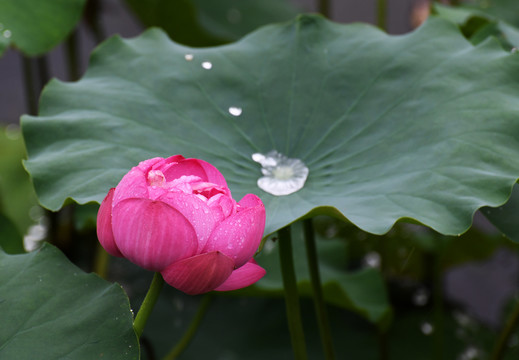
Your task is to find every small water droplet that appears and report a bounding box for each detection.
[421,322,434,335]
[228,106,242,116]
[252,150,309,196]
[3,29,11,38]
[227,243,234,249]
[184,54,194,61]
[412,287,429,306]
[363,251,381,268]
[202,61,212,70]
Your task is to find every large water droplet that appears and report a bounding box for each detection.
[202,61,212,70]
[252,151,309,196]
[420,322,434,335]
[228,106,242,116]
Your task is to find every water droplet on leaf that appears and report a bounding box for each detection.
[3,29,12,38]
[228,106,242,116]
[251,150,309,196]
[185,54,194,61]
[202,61,212,70]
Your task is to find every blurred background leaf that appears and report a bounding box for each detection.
[0,0,86,57]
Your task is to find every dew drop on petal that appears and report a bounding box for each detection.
[420,322,434,335]
[251,150,309,196]
[202,61,212,70]
[185,54,194,61]
[228,106,242,116]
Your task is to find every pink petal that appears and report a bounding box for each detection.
[113,167,149,207]
[203,194,266,268]
[161,251,234,295]
[112,198,198,272]
[161,157,228,188]
[215,259,266,292]
[96,188,123,257]
[138,157,166,172]
[157,192,220,252]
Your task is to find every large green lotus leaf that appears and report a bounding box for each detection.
[0,243,139,359]
[0,0,86,57]
[237,223,391,328]
[124,0,301,46]
[22,16,519,237]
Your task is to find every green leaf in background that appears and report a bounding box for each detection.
[124,0,301,46]
[0,0,86,57]
[22,16,519,237]
[0,126,39,235]
[482,184,519,243]
[239,223,392,328]
[0,243,138,359]
[0,213,24,254]
[433,2,519,49]
[469,0,519,28]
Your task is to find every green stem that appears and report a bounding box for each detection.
[319,0,331,18]
[433,254,444,360]
[278,226,308,360]
[491,298,519,360]
[377,0,387,31]
[303,219,335,360]
[21,56,37,115]
[133,272,165,338]
[162,295,213,360]
[92,241,110,279]
[65,29,80,81]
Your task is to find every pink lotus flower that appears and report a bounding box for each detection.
[97,155,266,295]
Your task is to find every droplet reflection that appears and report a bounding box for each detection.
[252,150,309,196]
[202,61,212,70]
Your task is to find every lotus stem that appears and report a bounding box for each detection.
[133,272,165,338]
[278,225,308,360]
[163,294,212,360]
[319,0,331,18]
[377,0,387,31]
[303,219,335,360]
[491,298,519,360]
[92,242,110,279]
